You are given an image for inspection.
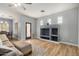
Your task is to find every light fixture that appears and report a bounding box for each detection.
[58,16,63,24]
[0,21,3,23]
[13,3,26,11]
[17,3,21,6]
[48,19,51,25]
[40,20,43,26]
[14,3,21,7]
[14,4,18,7]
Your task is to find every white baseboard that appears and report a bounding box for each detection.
[38,38,59,44]
[59,41,78,47]
[37,38,78,47]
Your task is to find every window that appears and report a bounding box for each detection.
[57,16,63,24]
[40,20,43,26]
[0,21,9,32]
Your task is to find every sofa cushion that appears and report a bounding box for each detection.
[0,46,21,56]
[3,50,17,56]
[10,47,23,56]
[0,34,23,56]
[0,46,12,55]
[0,34,9,42]
[12,40,32,55]
[2,40,14,47]
[2,41,23,56]
[0,39,3,46]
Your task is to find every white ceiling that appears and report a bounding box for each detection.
[0,3,79,18]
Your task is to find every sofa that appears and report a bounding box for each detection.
[0,34,32,56]
[11,40,32,55]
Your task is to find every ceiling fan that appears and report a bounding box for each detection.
[8,3,32,11]
[8,3,28,11]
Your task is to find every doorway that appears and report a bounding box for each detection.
[25,22,31,39]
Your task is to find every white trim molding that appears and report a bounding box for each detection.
[59,41,78,47]
[38,38,78,47]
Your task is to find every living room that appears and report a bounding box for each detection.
[0,3,79,56]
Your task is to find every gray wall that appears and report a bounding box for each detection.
[18,15,26,40]
[78,8,79,46]
[18,15,36,40]
[37,7,78,45]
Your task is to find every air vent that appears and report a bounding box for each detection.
[25,3,32,5]
[23,7,26,10]
[41,10,45,12]
[8,4,13,7]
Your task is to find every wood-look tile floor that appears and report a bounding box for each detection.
[26,39,79,56]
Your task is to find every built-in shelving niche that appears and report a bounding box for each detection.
[40,24,59,42]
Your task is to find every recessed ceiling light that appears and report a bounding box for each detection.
[41,10,45,12]
[8,4,13,7]
[17,3,21,6]
[14,4,18,7]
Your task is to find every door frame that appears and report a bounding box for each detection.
[25,22,31,39]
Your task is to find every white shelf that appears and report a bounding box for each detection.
[40,35,50,38]
[51,35,58,37]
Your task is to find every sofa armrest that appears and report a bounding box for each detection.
[0,46,15,56]
[0,45,23,56]
[2,50,17,56]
